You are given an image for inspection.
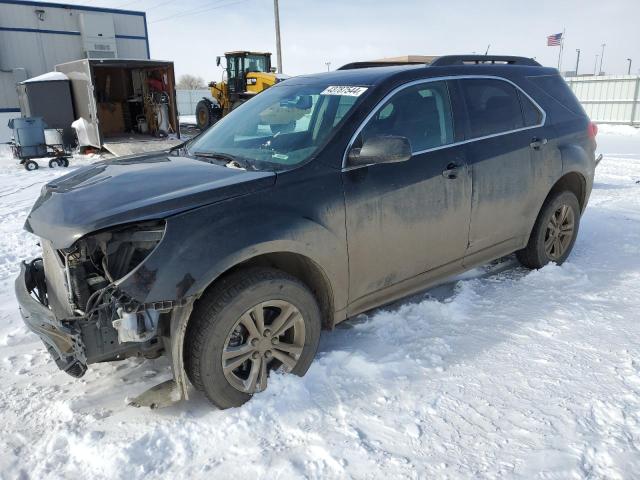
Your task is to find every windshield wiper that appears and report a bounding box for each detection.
[192,151,254,170]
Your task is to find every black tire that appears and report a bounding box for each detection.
[516,190,581,269]
[62,158,69,168]
[195,100,213,130]
[48,158,63,168]
[24,160,38,171]
[184,268,322,409]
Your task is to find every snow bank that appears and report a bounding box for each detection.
[0,133,639,478]
[596,123,640,137]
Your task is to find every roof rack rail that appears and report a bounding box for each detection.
[430,55,541,67]
[338,60,425,71]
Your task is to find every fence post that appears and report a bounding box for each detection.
[631,76,640,126]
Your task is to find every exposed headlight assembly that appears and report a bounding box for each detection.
[60,220,166,313]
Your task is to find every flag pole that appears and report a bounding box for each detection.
[557,28,565,71]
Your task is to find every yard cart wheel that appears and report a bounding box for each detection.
[24,160,38,171]
[184,268,322,409]
[516,191,580,269]
[48,159,64,168]
[61,158,69,167]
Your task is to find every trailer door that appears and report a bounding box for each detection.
[56,61,101,148]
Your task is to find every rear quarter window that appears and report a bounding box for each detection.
[526,75,586,116]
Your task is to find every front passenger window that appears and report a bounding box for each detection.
[357,81,454,152]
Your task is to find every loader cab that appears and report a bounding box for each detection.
[218,51,272,99]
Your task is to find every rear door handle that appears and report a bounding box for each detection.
[442,162,460,179]
[530,137,548,150]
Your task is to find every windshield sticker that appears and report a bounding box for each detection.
[321,86,368,97]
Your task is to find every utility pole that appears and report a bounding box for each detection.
[599,43,606,75]
[325,62,331,72]
[594,54,599,75]
[628,58,633,75]
[575,48,580,76]
[273,0,283,73]
[557,29,565,71]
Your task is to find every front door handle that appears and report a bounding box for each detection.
[530,137,548,150]
[442,162,460,179]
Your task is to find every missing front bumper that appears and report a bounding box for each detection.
[15,260,88,377]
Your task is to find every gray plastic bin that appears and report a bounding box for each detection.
[8,117,47,158]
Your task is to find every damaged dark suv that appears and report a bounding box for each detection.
[16,56,597,409]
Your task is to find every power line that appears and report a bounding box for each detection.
[116,0,173,10]
[150,0,250,24]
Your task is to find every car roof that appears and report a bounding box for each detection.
[284,62,557,89]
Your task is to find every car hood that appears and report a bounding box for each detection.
[25,153,276,248]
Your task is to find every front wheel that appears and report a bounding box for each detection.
[516,191,581,269]
[184,268,321,409]
[24,160,38,171]
[195,100,216,130]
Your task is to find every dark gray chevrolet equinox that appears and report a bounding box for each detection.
[16,55,597,409]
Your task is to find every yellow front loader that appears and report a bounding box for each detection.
[195,51,283,130]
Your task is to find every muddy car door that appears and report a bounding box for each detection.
[342,80,472,313]
[455,77,551,265]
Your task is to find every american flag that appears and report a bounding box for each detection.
[547,33,563,46]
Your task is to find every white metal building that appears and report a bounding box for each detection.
[0,0,150,141]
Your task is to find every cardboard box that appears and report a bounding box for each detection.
[98,102,124,136]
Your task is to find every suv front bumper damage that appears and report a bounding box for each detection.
[15,258,193,408]
[15,260,88,377]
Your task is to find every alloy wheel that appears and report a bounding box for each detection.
[221,300,305,394]
[544,204,575,261]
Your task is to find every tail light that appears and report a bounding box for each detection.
[588,121,598,139]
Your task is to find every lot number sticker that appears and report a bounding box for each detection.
[321,86,368,97]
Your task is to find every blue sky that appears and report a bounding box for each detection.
[60,0,640,80]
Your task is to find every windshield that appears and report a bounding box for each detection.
[245,54,269,73]
[187,83,366,170]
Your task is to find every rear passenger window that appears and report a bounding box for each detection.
[358,81,454,152]
[460,79,524,138]
[528,75,586,116]
[519,91,543,127]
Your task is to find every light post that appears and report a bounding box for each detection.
[594,54,599,75]
[325,62,331,72]
[273,0,283,73]
[575,49,580,76]
[628,58,633,75]
[599,43,606,75]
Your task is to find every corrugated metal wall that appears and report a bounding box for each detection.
[565,75,640,125]
[176,89,214,117]
[0,0,149,110]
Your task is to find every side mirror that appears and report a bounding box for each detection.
[216,56,221,67]
[348,135,412,167]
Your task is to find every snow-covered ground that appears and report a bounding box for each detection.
[1,128,640,479]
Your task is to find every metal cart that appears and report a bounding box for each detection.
[7,117,71,171]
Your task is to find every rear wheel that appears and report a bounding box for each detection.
[184,268,321,409]
[48,158,64,168]
[516,191,580,269]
